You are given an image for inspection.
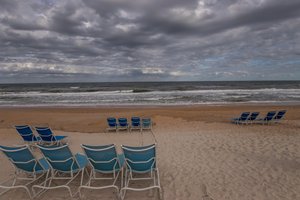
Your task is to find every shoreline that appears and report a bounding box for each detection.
[0,101,300,109]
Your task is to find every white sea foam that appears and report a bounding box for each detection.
[1,82,300,106]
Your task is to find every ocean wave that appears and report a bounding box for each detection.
[2,87,300,96]
[1,82,300,106]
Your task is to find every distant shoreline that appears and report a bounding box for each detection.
[0,101,300,109]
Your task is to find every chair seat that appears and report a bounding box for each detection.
[75,153,88,170]
[36,157,51,173]
[26,136,41,142]
[118,154,125,168]
[54,135,67,141]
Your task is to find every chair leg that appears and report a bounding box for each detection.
[155,172,163,200]
[80,169,85,186]
[120,170,130,200]
[121,168,124,188]
[0,185,32,199]
[120,188,126,200]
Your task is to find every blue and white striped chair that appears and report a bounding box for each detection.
[120,144,162,200]
[142,118,152,131]
[130,117,141,132]
[15,125,41,145]
[246,112,260,124]
[0,145,50,199]
[118,118,129,132]
[34,127,67,145]
[256,111,276,125]
[33,144,88,198]
[273,110,287,123]
[107,117,118,132]
[79,144,124,198]
[231,112,250,124]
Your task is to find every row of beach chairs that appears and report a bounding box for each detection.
[231,110,286,125]
[0,143,162,200]
[107,117,152,132]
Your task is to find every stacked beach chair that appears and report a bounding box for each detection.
[231,110,287,125]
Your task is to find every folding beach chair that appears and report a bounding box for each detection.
[246,112,260,124]
[141,118,152,131]
[33,144,88,198]
[79,144,124,198]
[256,111,276,125]
[34,127,67,145]
[130,117,141,132]
[107,117,118,132]
[231,112,250,124]
[15,125,41,145]
[120,144,162,200]
[0,145,50,199]
[273,110,287,123]
[118,118,129,132]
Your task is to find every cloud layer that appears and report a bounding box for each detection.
[0,0,300,83]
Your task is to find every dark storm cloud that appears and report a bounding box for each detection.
[0,0,299,83]
[129,0,300,38]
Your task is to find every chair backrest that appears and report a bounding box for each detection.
[35,127,56,142]
[264,111,276,121]
[15,125,37,142]
[122,144,156,172]
[131,117,141,127]
[0,145,45,173]
[274,110,286,120]
[142,118,151,127]
[118,118,128,127]
[37,144,79,172]
[240,112,250,121]
[248,112,260,121]
[81,144,120,172]
[107,117,117,127]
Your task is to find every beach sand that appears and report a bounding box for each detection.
[0,105,299,200]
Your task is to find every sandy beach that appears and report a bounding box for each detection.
[0,105,299,200]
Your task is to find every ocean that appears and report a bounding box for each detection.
[0,81,299,106]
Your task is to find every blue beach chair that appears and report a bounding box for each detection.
[231,112,250,124]
[79,144,124,198]
[256,111,276,125]
[34,127,67,145]
[0,145,50,199]
[247,112,260,124]
[141,118,152,131]
[130,117,141,132]
[107,117,118,132]
[273,110,287,123]
[33,144,88,198]
[118,118,129,132]
[120,144,162,200]
[15,125,41,144]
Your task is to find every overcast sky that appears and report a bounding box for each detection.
[0,0,299,83]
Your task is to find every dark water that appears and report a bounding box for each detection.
[0,81,299,106]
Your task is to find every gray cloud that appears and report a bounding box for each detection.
[0,0,299,83]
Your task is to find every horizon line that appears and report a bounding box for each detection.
[1,80,300,85]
